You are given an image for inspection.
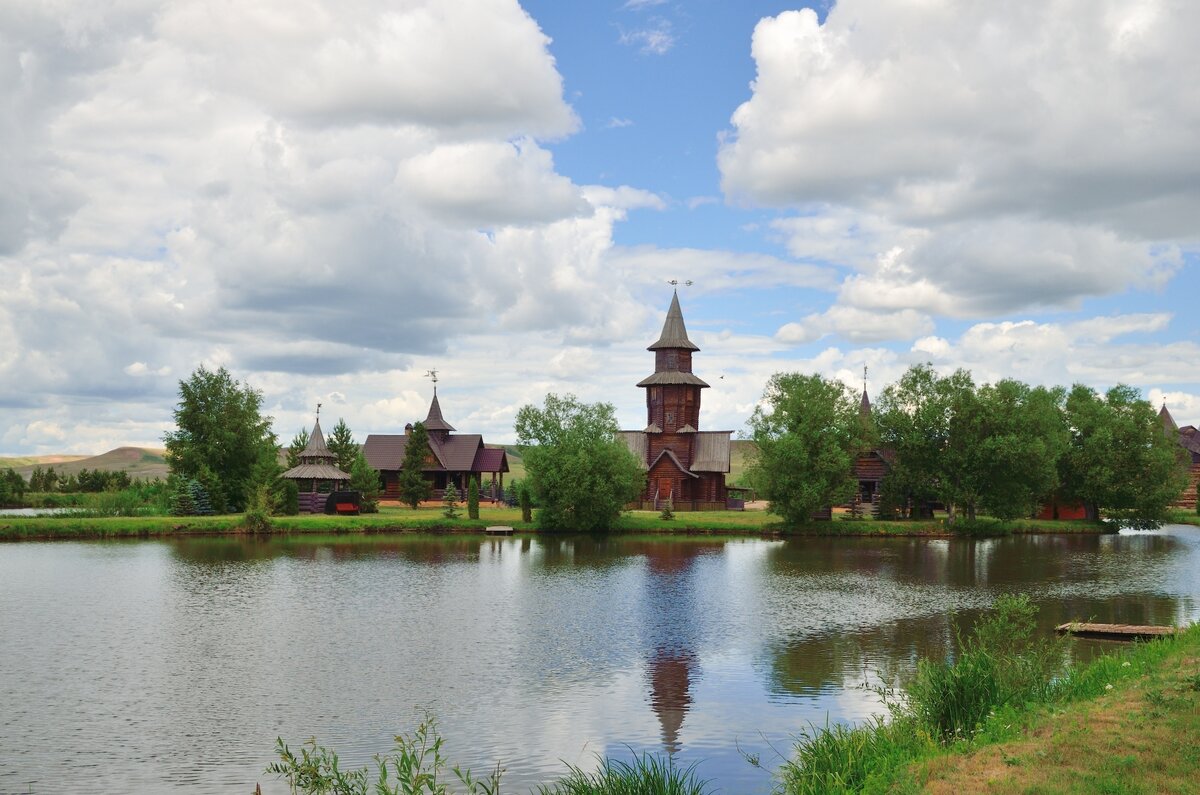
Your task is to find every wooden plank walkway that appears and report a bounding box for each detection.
[484,525,515,536]
[1055,622,1178,641]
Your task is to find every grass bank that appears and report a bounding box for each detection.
[1166,508,1200,527]
[777,598,1200,794]
[0,503,1112,541]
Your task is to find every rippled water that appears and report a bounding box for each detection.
[2,527,1198,793]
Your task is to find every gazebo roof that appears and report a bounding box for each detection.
[284,415,350,481]
[423,393,456,432]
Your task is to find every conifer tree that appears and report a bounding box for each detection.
[443,481,461,519]
[286,427,310,469]
[327,418,357,474]
[349,450,381,513]
[467,476,480,520]
[398,422,432,509]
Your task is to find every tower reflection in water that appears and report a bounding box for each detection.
[634,539,722,755]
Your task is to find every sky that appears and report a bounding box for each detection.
[2,0,1198,455]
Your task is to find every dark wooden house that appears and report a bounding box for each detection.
[363,392,509,501]
[281,417,351,513]
[620,291,732,511]
[1161,403,1200,510]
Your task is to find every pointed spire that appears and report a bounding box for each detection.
[1160,401,1178,434]
[860,365,871,417]
[648,290,699,351]
[423,392,456,432]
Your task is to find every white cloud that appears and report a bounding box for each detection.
[619,20,675,55]
[605,117,634,129]
[719,2,1200,316]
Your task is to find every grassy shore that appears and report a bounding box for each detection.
[0,502,1116,541]
[902,626,1200,793]
[775,597,1200,795]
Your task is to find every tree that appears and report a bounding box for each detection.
[514,393,645,532]
[1,468,27,506]
[349,450,381,513]
[1060,384,1189,527]
[327,418,357,474]
[467,476,480,520]
[746,373,869,525]
[163,365,277,513]
[398,422,432,509]
[442,481,461,519]
[286,427,310,470]
[974,381,1068,521]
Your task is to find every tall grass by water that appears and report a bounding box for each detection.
[776,595,1197,794]
[267,716,709,795]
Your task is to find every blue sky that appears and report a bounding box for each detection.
[1,0,1197,454]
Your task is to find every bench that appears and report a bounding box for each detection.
[335,502,359,515]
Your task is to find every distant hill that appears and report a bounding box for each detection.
[4,447,170,481]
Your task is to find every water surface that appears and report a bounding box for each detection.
[2,527,1197,793]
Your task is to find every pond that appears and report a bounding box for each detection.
[2,527,1198,794]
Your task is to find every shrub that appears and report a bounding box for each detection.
[242,483,274,532]
[519,484,532,524]
[660,498,674,521]
[277,479,300,516]
[467,477,480,520]
[443,482,461,519]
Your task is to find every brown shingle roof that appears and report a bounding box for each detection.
[472,447,509,473]
[691,431,731,472]
[648,448,699,478]
[281,463,350,481]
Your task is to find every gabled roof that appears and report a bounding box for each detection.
[647,291,699,352]
[472,447,509,474]
[648,448,699,478]
[691,431,732,472]
[365,432,491,473]
[424,393,456,432]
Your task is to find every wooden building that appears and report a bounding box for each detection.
[281,416,351,513]
[1160,403,1200,510]
[363,392,509,500]
[620,291,732,511]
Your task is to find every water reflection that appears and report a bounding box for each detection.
[2,527,1197,795]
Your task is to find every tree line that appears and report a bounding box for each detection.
[748,364,1190,527]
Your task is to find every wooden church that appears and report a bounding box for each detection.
[620,291,732,511]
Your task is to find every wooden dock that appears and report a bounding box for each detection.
[484,525,515,536]
[1055,622,1178,641]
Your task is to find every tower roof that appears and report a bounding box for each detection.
[860,389,871,417]
[1160,402,1178,434]
[424,392,456,432]
[647,291,699,352]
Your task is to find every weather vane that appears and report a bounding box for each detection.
[425,369,439,394]
[667,279,694,288]
[863,364,868,392]
[316,402,322,419]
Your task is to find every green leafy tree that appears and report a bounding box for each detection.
[349,450,381,513]
[514,393,645,532]
[398,422,432,509]
[163,365,277,512]
[467,476,480,520]
[747,373,869,525]
[43,466,58,493]
[327,418,357,474]
[1060,384,1189,527]
[442,481,461,519]
[278,478,300,516]
[974,381,1068,521]
[286,427,310,470]
[28,465,44,492]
